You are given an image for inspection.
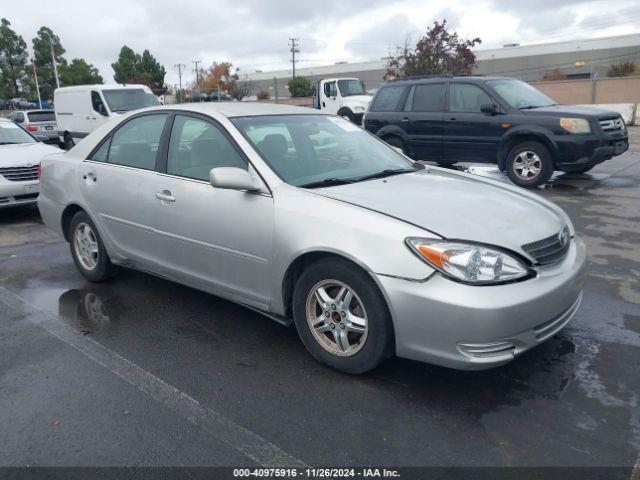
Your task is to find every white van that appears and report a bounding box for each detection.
[54,84,160,149]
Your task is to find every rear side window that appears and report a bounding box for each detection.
[449,83,492,112]
[370,86,406,112]
[26,111,55,122]
[411,84,444,112]
[107,114,167,170]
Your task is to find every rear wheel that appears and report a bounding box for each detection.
[506,141,554,188]
[69,211,114,282]
[292,258,394,374]
[384,136,408,156]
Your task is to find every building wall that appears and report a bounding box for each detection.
[533,75,640,105]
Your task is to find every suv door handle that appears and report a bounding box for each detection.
[400,117,410,123]
[155,190,175,203]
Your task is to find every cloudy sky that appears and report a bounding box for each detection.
[4,0,640,87]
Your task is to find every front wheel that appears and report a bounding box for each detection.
[292,258,394,374]
[69,211,114,282]
[506,141,554,188]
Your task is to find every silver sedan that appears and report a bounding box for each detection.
[37,103,586,374]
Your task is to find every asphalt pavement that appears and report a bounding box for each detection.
[1,130,639,474]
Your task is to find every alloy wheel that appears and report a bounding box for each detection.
[513,150,542,180]
[74,222,99,271]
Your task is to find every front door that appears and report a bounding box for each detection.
[79,113,168,267]
[321,81,340,114]
[443,83,502,163]
[401,83,444,161]
[152,114,274,307]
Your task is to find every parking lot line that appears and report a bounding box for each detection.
[0,286,306,468]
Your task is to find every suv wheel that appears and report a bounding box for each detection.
[69,211,114,282]
[292,257,394,374]
[385,136,408,156]
[338,108,355,122]
[506,141,554,188]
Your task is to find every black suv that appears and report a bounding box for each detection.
[363,76,629,187]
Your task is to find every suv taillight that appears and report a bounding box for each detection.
[26,124,38,132]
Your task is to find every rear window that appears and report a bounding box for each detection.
[26,111,55,122]
[370,85,406,112]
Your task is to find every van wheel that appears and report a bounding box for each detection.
[292,257,394,374]
[506,141,554,188]
[63,133,75,150]
[69,211,114,282]
[338,108,355,123]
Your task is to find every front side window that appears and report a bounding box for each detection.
[449,83,492,112]
[370,85,406,112]
[107,114,167,170]
[412,84,444,112]
[102,89,160,113]
[167,115,246,181]
[486,79,556,109]
[233,114,418,188]
[324,82,337,98]
[0,121,36,144]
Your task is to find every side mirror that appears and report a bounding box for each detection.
[210,167,263,192]
[98,104,109,116]
[480,104,498,115]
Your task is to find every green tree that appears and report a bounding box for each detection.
[61,58,103,85]
[112,46,166,94]
[287,76,313,97]
[0,18,30,98]
[32,26,66,100]
[387,20,481,78]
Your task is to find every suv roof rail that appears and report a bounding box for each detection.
[389,74,483,82]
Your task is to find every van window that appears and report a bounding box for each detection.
[412,84,444,112]
[107,114,167,170]
[167,115,246,181]
[370,85,405,112]
[91,92,107,114]
[102,89,160,113]
[449,83,492,112]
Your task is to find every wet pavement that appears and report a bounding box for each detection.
[1,130,639,471]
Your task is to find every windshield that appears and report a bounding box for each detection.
[102,89,160,113]
[0,121,37,144]
[232,115,418,188]
[337,79,366,97]
[486,79,556,109]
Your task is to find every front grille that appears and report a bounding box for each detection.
[599,117,624,132]
[522,227,570,265]
[0,165,39,182]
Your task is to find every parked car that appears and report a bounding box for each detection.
[312,77,372,123]
[364,76,629,187]
[0,99,11,110]
[38,103,586,374]
[54,84,160,149]
[8,109,59,144]
[0,118,60,209]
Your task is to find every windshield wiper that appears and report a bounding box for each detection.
[354,168,416,182]
[298,178,355,189]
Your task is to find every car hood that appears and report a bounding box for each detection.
[312,169,565,256]
[0,143,61,168]
[343,95,373,108]
[527,104,620,118]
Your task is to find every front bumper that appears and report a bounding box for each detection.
[0,180,39,209]
[376,236,587,370]
[555,130,629,171]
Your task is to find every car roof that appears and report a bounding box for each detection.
[137,102,321,118]
[55,84,150,93]
[387,75,513,85]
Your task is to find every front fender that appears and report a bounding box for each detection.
[499,126,558,169]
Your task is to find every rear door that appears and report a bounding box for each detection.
[400,83,444,161]
[79,112,168,268]
[443,82,502,163]
[363,84,407,138]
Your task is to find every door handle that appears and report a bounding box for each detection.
[400,117,410,123]
[449,117,457,121]
[155,191,176,203]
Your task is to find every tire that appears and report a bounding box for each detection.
[63,133,75,150]
[506,141,554,188]
[68,211,114,282]
[337,108,355,123]
[292,257,394,374]
[384,136,408,156]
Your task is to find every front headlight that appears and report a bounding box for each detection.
[405,238,532,285]
[560,117,591,134]
[353,106,365,112]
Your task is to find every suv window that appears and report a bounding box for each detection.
[370,85,406,112]
[167,115,246,181]
[27,111,55,122]
[107,114,167,170]
[449,83,492,112]
[412,84,444,112]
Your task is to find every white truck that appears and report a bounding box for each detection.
[54,84,160,149]
[312,78,373,124]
